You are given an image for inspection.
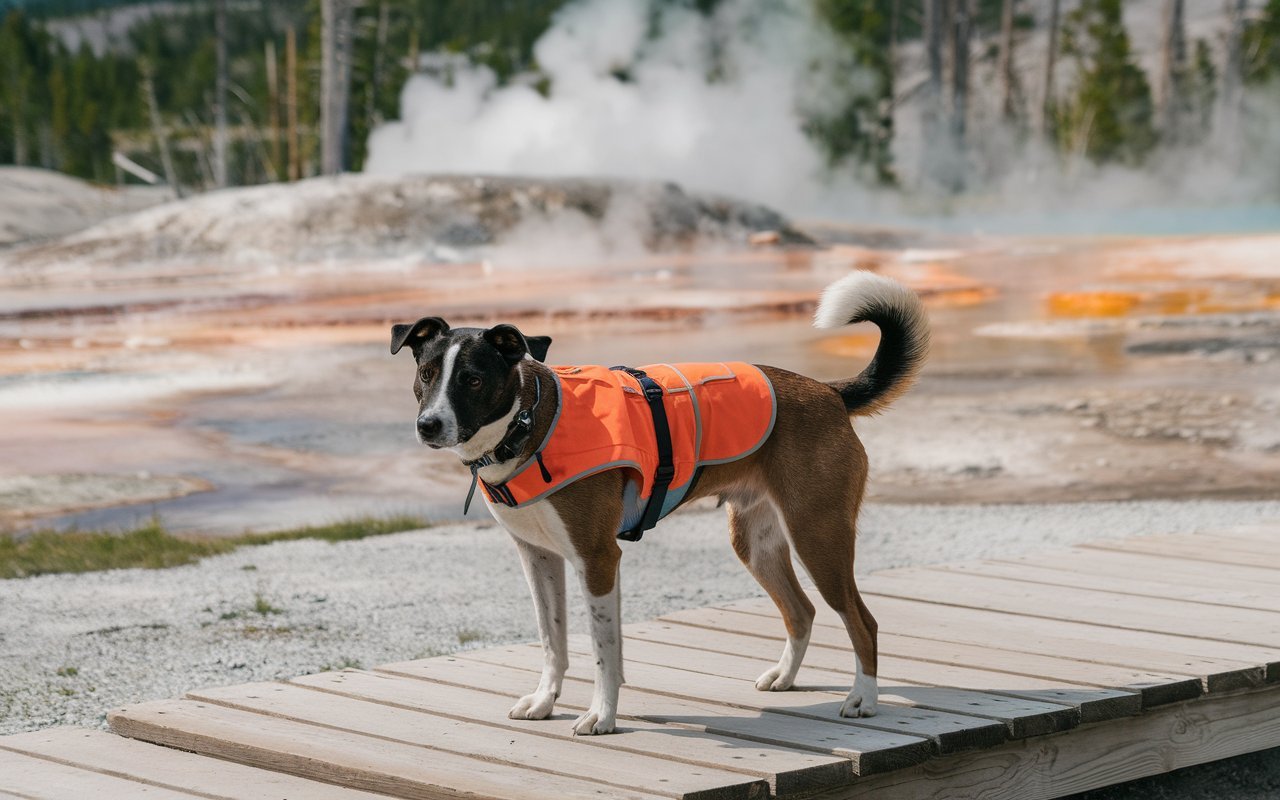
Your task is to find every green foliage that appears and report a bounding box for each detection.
[1245,0,1280,85]
[0,514,429,579]
[1057,0,1156,164]
[811,0,896,184]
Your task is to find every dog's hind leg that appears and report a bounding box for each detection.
[778,500,879,718]
[727,496,815,692]
[507,537,568,721]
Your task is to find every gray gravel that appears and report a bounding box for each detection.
[4,497,1279,736]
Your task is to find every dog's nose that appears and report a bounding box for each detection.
[417,415,443,439]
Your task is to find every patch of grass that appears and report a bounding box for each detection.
[55,666,78,677]
[0,514,429,580]
[456,628,486,645]
[233,515,430,546]
[252,593,283,616]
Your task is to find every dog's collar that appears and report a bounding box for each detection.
[461,371,551,513]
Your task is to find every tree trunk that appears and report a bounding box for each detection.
[950,0,972,146]
[1040,0,1061,134]
[367,0,390,135]
[890,0,901,70]
[320,0,354,175]
[997,0,1016,120]
[213,0,229,187]
[1158,0,1188,131]
[286,25,300,181]
[266,38,281,180]
[1221,0,1247,126]
[140,57,181,197]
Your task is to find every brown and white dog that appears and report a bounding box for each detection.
[391,272,929,735]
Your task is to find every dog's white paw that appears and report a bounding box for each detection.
[508,690,557,721]
[840,676,879,718]
[754,665,795,692]
[571,708,616,735]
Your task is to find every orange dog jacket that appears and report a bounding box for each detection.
[481,362,776,532]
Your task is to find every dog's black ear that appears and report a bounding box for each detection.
[526,335,553,362]
[484,323,532,365]
[390,317,449,355]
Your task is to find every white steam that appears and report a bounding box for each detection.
[365,0,870,216]
[366,0,1280,230]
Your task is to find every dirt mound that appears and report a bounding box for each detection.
[0,167,171,248]
[2,174,809,284]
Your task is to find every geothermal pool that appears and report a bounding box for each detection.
[2,232,1278,535]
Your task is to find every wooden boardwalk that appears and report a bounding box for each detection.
[4,524,1280,799]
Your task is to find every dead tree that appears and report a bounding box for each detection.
[1220,0,1248,134]
[950,0,973,146]
[266,38,281,180]
[140,57,182,197]
[921,0,946,175]
[320,0,355,175]
[997,0,1017,120]
[1040,0,1062,134]
[366,0,391,137]
[1157,0,1188,132]
[286,25,301,181]
[213,0,229,187]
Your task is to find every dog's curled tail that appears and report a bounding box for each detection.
[813,271,930,416]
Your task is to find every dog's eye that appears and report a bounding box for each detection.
[462,374,483,389]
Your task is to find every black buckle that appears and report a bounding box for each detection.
[654,463,676,483]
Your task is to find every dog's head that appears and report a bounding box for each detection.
[390,317,552,450]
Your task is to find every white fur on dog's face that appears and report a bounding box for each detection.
[417,342,462,445]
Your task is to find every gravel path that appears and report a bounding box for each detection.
[3,498,1279,796]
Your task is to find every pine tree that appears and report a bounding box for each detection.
[1244,0,1280,85]
[1058,0,1156,164]
[813,0,897,184]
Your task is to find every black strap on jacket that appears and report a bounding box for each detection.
[462,374,551,514]
[611,366,675,542]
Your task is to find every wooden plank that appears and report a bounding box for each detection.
[186,680,766,800]
[1081,536,1280,572]
[375,656,934,776]
[1144,533,1280,560]
[1067,542,1280,586]
[0,727,391,800]
[659,607,1144,722]
[109,698,667,800]
[653,607,1195,709]
[291,668,851,799]
[463,644,1009,756]
[859,569,1280,647]
[827,684,1280,800]
[0,748,201,799]
[1199,523,1280,542]
[992,548,1280,601]
[941,558,1280,612]
[607,628,1078,739]
[723,592,1277,689]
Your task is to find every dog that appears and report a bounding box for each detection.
[391,271,929,735]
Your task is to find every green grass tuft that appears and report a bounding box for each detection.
[252,594,284,616]
[0,514,429,580]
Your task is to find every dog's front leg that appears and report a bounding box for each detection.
[508,537,568,721]
[572,559,623,735]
